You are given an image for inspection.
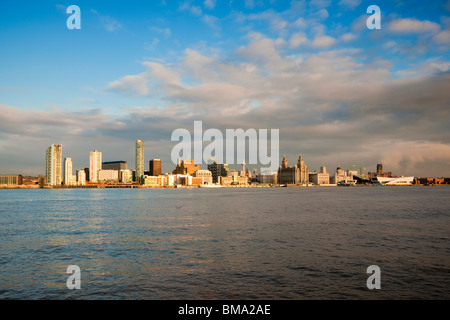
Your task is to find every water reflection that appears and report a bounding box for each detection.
[0,187,449,299]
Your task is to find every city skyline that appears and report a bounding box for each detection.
[38,140,438,182]
[1,1,450,177]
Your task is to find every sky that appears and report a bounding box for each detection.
[0,0,450,177]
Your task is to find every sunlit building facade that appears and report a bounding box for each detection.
[46,144,62,186]
[135,139,144,181]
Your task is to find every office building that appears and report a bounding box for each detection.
[309,171,330,185]
[46,144,62,186]
[98,169,119,182]
[149,159,162,176]
[0,175,23,186]
[89,150,102,182]
[102,161,127,171]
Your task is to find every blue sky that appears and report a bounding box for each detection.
[1,0,450,176]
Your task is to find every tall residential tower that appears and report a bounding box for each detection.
[46,144,62,186]
[89,150,102,182]
[135,139,144,180]
[64,157,73,185]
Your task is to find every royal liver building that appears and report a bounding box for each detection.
[278,154,309,185]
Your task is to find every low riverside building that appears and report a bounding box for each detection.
[219,175,248,186]
[140,175,165,187]
[98,169,119,183]
[120,169,133,183]
[0,174,23,186]
[257,172,278,185]
[309,166,330,185]
[193,170,213,184]
[163,174,195,186]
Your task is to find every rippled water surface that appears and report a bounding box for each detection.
[0,187,449,299]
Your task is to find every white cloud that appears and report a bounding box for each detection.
[245,0,255,9]
[311,35,336,48]
[291,17,307,29]
[316,9,329,20]
[91,9,122,32]
[433,29,450,44]
[248,10,288,32]
[108,75,149,96]
[341,33,356,42]
[338,0,361,9]
[179,1,202,16]
[151,27,171,38]
[389,18,441,34]
[289,32,308,48]
[203,0,216,9]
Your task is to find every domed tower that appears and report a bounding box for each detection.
[281,155,288,169]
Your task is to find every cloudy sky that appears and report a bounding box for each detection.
[1,0,450,177]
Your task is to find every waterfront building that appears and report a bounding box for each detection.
[172,159,199,175]
[76,170,86,186]
[309,166,330,185]
[140,175,165,187]
[164,174,177,187]
[193,169,213,184]
[135,139,144,181]
[84,168,89,182]
[89,150,102,182]
[98,169,119,182]
[46,144,62,186]
[330,166,346,184]
[227,170,238,177]
[347,170,358,179]
[277,154,309,185]
[257,172,278,185]
[149,159,162,176]
[219,175,248,186]
[102,161,127,171]
[368,163,393,178]
[0,174,23,186]
[309,172,330,185]
[120,169,133,183]
[64,157,73,186]
[207,161,230,183]
[239,161,246,177]
[372,176,414,185]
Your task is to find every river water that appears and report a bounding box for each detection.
[0,186,449,299]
